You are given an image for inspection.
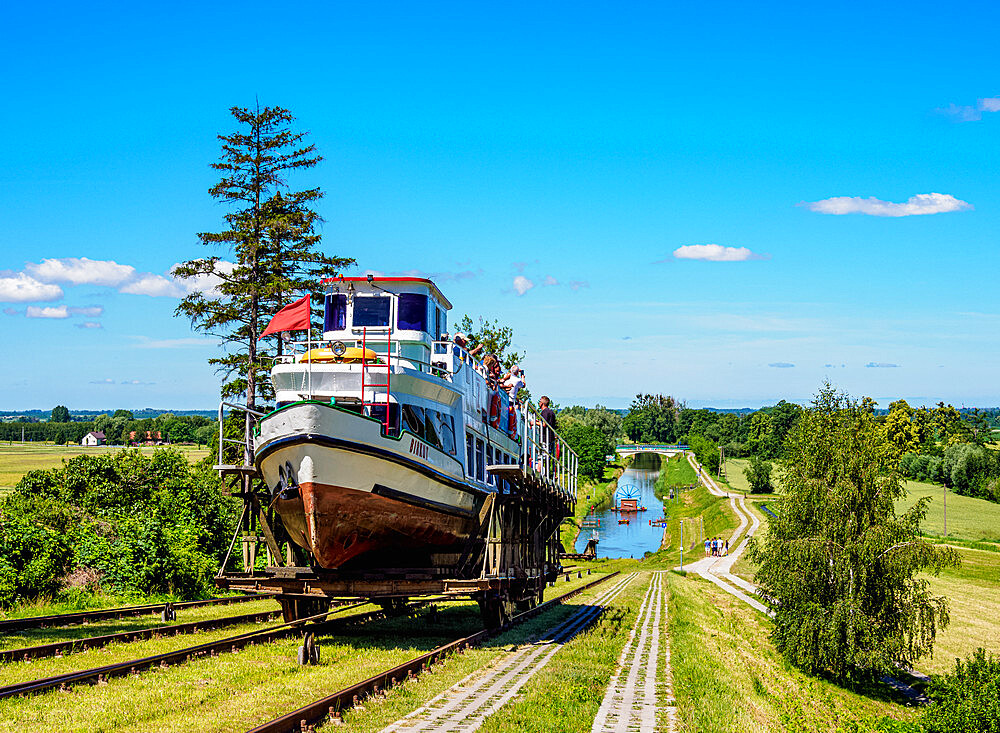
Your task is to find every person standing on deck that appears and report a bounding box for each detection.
[539,396,557,474]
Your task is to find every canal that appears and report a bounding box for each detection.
[575,453,666,559]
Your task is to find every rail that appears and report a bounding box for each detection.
[522,399,577,501]
[0,599,444,700]
[0,594,266,633]
[216,400,265,468]
[246,571,618,733]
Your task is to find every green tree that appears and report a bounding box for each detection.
[455,315,524,370]
[562,424,611,480]
[173,105,353,411]
[749,384,959,681]
[743,455,773,493]
[920,648,1000,733]
[885,400,920,457]
[50,405,71,423]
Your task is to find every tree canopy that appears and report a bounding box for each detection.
[174,105,354,410]
[749,384,959,681]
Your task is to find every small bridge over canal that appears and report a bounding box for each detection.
[616,443,689,459]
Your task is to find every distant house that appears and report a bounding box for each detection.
[127,430,167,446]
[81,431,106,447]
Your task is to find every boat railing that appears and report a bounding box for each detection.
[521,400,577,502]
[214,400,266,471]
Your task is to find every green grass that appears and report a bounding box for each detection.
[919,545,1000,675]
[654,454,697,500]
[896,479,1000,542]
[668,573,916,732]
[647,483,740,565]
[478,572,655,732]
[0,443,209,491]
[0,575,612,732]
[722,458,786,497]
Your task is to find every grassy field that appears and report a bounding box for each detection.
[0,443,209,492]
[722,457,786,496]
[668,573,916,731]
[895,479,1000,542]
[0,573,612,732]
[919,545,1000,674]
[655,453,697,498]
[650,483,740,565]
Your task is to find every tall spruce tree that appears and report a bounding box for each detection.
[749,383,959,681]
[174,105,354,411]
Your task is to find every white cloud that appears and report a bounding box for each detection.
[866,362,900,368]
[802,193,972,217]
[68,306,103,317]
[512,275,535,296]
[27,305,69,318]
[3,307,20,316]
[569,280,590,290]
[0,273,63,303]
[90,378,115,384]
[121,262,233,298]
[542,275,558,286]
[938,97,1000,121]
[76,321,103,329]
[768,362,795,368]
[26,257,135,286]
[119,273,182,297]
[673,244,759,262]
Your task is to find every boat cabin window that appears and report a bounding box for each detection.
[401,403,424,437]
[424,413,442,450]
[354,296,390,327]
[324,293,347,331]
[475,437,485,483]
[434,307,445,339]
[397,293,428,332]
[466,433,474,476]
[436,412,456,455]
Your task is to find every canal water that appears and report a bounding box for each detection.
[575,454,666,559]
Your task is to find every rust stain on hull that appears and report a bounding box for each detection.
[278,482,473,569]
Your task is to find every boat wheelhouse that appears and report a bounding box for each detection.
[240,276,577,587]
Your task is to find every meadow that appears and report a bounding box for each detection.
[0,443,209,492]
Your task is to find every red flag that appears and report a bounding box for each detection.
[260,295,311,338]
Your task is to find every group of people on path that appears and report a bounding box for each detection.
[705,536,729,557]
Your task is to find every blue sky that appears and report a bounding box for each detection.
[2,1,999,410]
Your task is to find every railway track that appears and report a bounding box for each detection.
[0,608,280,663]
[0,594,268,632]
[246,571,623,733]
[0,599,437,700]
[591,571,674,733]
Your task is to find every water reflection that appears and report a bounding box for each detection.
[575,454,666,559]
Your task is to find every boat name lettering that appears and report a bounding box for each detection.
[409,438,428,460]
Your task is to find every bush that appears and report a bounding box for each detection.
[562,424,612,481]
[921,648,1000,733]
[687,434,720,474]
[743,456,774,493]
[0,448,238,607]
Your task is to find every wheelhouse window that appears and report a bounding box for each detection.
[353,296,390,327]
[397,293,428,332]
[437,412,456,455]
[466,433,474,477]
[324,293,347,331]
[400,403,425,437]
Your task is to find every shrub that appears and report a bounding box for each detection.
[743,456,774,493]
[921,648,1000,733]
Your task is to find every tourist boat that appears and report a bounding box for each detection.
[252,276,576,571]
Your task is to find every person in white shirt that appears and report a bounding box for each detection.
[501,365,525,401]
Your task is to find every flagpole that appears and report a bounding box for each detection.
[307,296,312,399]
